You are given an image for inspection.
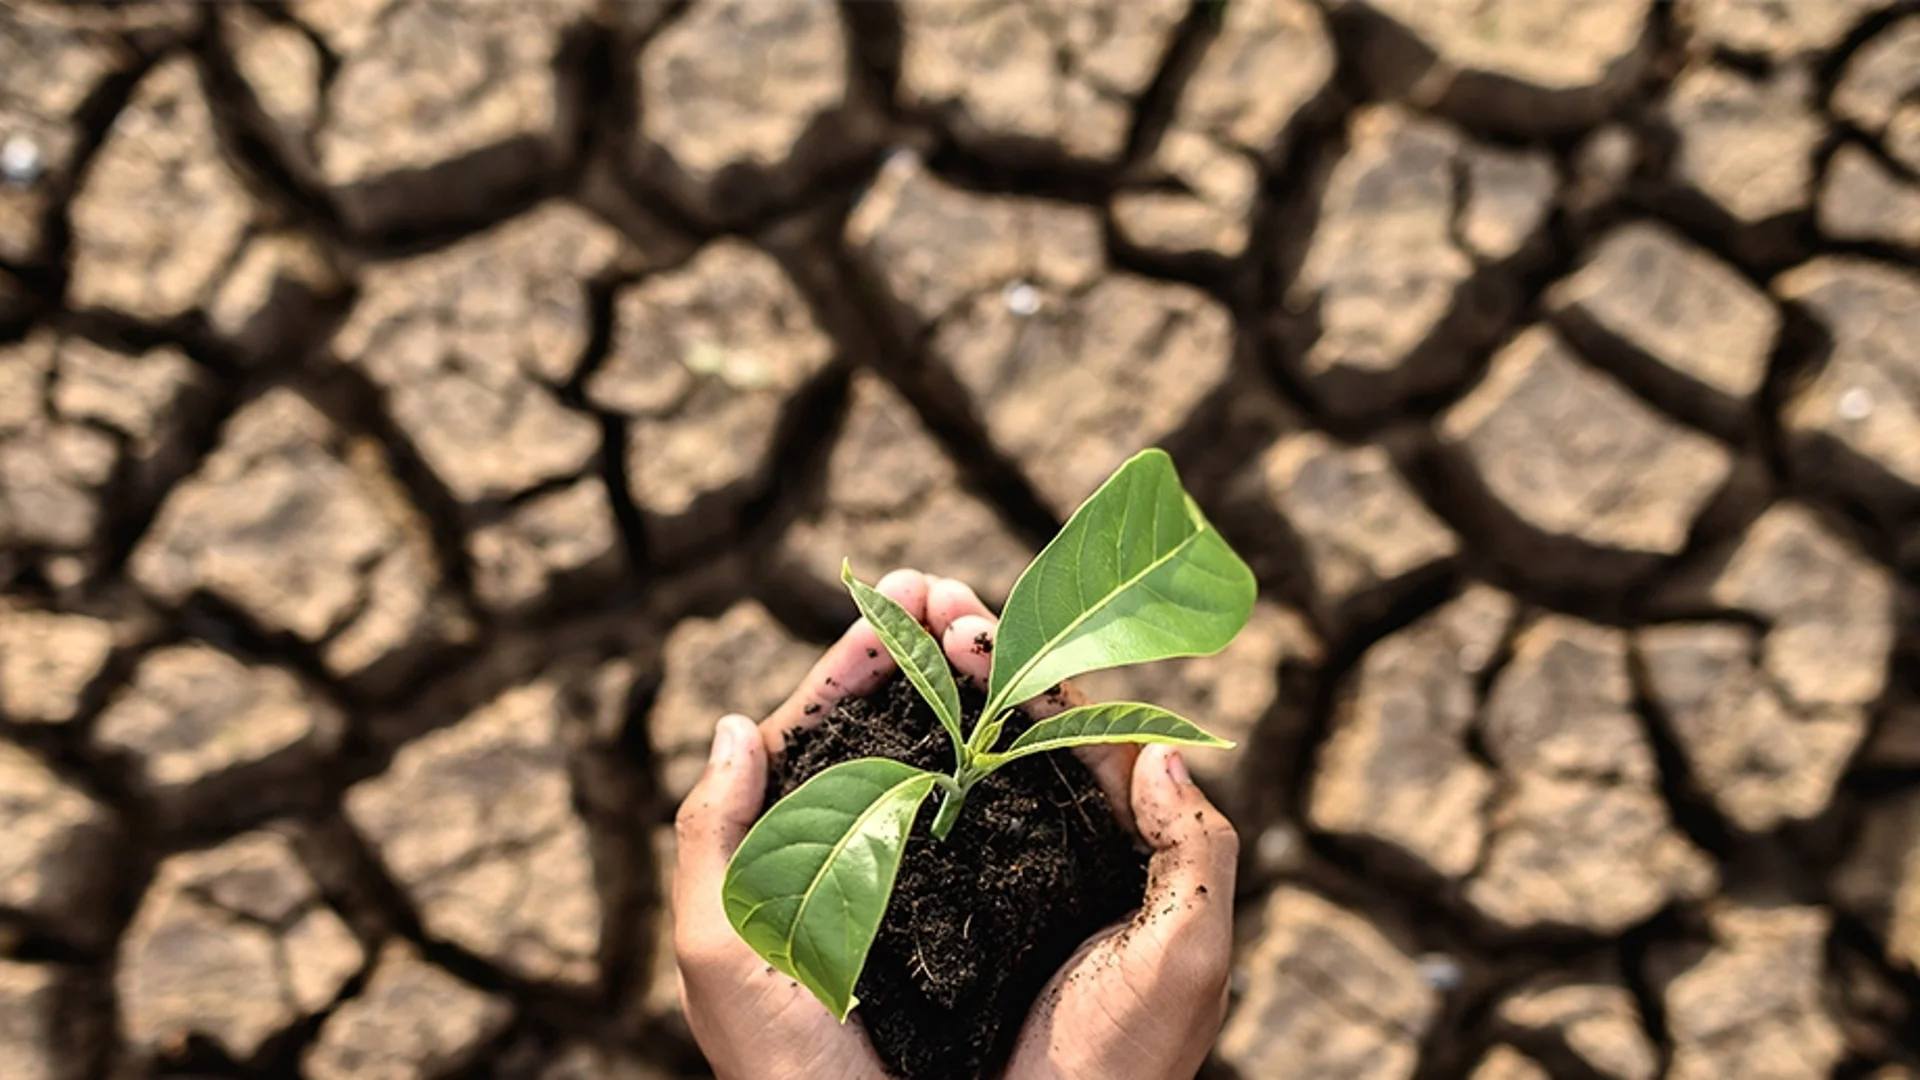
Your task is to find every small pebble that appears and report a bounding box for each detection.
[1838,386,1874,421]
[1254,823,1304,874]
[1416,953,1463,992]
[1003,281,1041,317]
[2,134,43,186]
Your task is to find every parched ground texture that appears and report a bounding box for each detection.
[1,1,1918,1079]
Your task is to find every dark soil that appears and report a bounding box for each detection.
[770,673,1149,1080]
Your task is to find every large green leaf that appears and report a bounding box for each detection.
[984,449,1256,719]
[842,561,965,763]
[723,757,939,1021]
[979,702,1233,767]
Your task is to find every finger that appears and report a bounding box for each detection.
[941,613,996,686]
[926,574,993,639]
[762,568,930,747]
[942,614,1136,834]
[673,714,770,965]
[1125,744,1238,972]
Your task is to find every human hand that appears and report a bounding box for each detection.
[673,568,1238,1080]
[671,569,933,1080]
[924,576,1239,1080]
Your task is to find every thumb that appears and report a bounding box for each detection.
[673,714,769,962]
[1122,744,1237,991]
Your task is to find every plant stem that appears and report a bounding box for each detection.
[929,789,965,841]
[929,774,969,841]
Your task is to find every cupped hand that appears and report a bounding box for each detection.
[925,576,1239,1080]
[673,568,1238,1080]
[671,569,933,1080]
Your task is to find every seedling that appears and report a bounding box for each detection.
[721,449,1257,1020]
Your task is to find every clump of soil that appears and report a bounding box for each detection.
[771,673,1148,1080]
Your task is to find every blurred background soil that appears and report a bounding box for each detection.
[1,1,1917,1078]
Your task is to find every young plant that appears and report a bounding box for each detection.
[721,449,1256,1020]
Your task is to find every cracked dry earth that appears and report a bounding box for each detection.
[1,1,1918,1079]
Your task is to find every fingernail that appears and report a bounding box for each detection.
[709,715,746,766]
[1164,748,1191,786]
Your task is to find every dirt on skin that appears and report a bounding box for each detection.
[770,673,1148,1080]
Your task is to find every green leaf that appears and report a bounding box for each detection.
[842,562,966,764]
[985,449,1256,718]
[978,702,1233,767]
[723,757,939,1021]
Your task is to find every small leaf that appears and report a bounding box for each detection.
[842,562,966,762]
[979,702,1234,766]
[723,757,940,1021]
[985,449,1256,718]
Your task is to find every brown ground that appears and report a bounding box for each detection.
[1,2,1917,1079]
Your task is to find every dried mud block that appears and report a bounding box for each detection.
[333,203,628,509]
[1654,904,1844,1080]
[0,5,130,265]
[0,606,114,725]
[295,0,596,234]
[1777,258,1920,519]
[1111,0,1333,260]
[541,1043,674,1080]
[1547,222,1777,435]
[1819,145,1920,252]
[92,644,343,831]
[1310,586,1514,881]
[206,231,343,366]
[1660,63,1823,262]
[303,940,512,1080]
[632,0,879,224]
[66,56,257,324]
[1638,623,1865,832]
[468,475,625,615]
[131,388,468,696]
[0,960,84,1080]
[1281,106,1555,419]
[1438,326,1735,589]
[587,239,834,561]
[1257,430,1458,637]
[1494,972,1659,1080]
[0,741,116,948]
[1833,790,1920,975]
[1477,616,1661,795]
[1668,502,1895,713]
[1079,600,1320,805]
[218,5,322,183]
[651,601,816,804]
[118,831,363,1064]
[1218,887,1437,1080]
[347,681,602,988]
[1470,1046,1551,1080]
[778,372,1030,608]
[897,0,1186,166]
[847,152,1103,334]
[1466,616,1714,935]
[847,154,1233,515]
[1,332,214,591]
[1834,16,1920,174]
[1682,0,1887,63]
[1326,0,1653,134]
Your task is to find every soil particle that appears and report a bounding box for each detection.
[771,674,1147,1080]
